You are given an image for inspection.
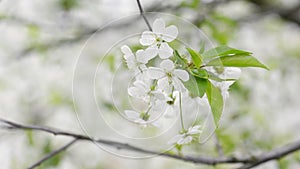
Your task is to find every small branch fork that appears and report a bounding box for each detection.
[1,118,300,169]
[136,0,152,31]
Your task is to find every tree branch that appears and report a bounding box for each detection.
[27,138,78,169]
[238,140,300,169]
[248,0,300,26]
[0,118,250,165]
[136,0,152,31]
[1,117,300,168]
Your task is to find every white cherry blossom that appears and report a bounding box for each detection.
[121,45,156,72]
[124,108,160,127]
[128,80,165,104]
[168,125,202,145]
[139,18,178,59]
[147,59,189,92]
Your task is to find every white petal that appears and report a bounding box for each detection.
[160,59,175,71]
[177,138,184,145]
[144,46,158,61]
[172,77,187,92]
[133,80,148,91]
[223,67,241,79]
[140,31,156,46]
[163,25,178,42]
[173,69,189,82]
[121,45,133,56]
[136,50,149,64]
[158,42,173,59]
[126,60,137,70]
[146,67,165,79]
[128,86,146,98]
[124,110,140,120]
[151,91,165,100]
[157,77,172,92]
[168,134,183,145]
[164,105,176,118]
[153,18,165,35]
[188,125,202,135]
[181,136,193,144]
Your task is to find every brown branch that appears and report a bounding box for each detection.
[238,140,300,169]
[27,138,78,169]
[0,117,250,165]
[1,117,300,168]
[136,0,152,31]
[13,2,168,58]
[248,0,300,26]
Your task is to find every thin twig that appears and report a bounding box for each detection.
[237,140,300,169]
[1,117,300,168]
[136,0,152,31]
[27,138,78,169]
[0,118,249,165]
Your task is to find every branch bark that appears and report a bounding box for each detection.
[1,118,300,169]
[136,0,152,31]
[27,138,78,169]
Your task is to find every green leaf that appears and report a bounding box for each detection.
[206,54,269,70]
[187,48,203,68]
[207,71,237,82]
[191,69,208,79]
[199,41,205,54]
[206,80,223,126]
[184,74,208,98]
[174,50,188,68]
[202,46,252,59]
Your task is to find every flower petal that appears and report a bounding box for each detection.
[133,80,148,90]
[124,110,140,120]
[146,67,165,79]
[173,69,189,82]
[180,136,193,144]
[151,91,165,100]
[188,125,202,135]
[160,59,175,71]
[136,50,149,64]
[121,45,133,56]
[128,87,145,98]
[172,77,187,92]
[168,134,183,145]
[153,18,165,35]
[163,25,178,42]
[140,31,156,46]
[164,105,177,118]
[144,46,158,61]
[158,42,173,59]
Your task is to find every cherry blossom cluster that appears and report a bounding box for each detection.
[121,18,202,145]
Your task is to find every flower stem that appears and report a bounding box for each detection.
[179,92,185,131]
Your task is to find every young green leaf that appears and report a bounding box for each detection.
[174,50,188,68]
[202,46,252,59]
[184,74,208,98]
[191,69,209,79]
[206,80,223,126]
[207,71,237,82]
[199,41,205,54]
[187,48,203,68]
[206,54,269,70]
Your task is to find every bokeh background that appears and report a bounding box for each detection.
[0,0,300,168]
